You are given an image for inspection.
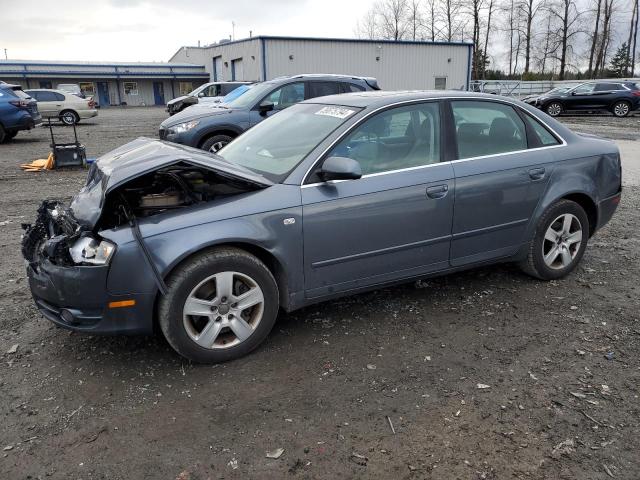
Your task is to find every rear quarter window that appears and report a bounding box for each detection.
[525,113,561,146]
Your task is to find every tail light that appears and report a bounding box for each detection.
[9,99,30,108]
[631,91,640,96]
[88,100,96,108]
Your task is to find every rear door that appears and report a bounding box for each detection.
[33,91,61,118]
[448,100,559,266]
[302,101,454,298]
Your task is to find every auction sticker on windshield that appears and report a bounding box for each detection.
[315,106,356,119]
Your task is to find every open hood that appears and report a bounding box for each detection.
[70,137,272,229]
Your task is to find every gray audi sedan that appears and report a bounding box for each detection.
[22,91,622,363]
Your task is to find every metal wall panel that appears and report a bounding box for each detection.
[263,39,470,90]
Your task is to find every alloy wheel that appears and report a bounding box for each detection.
[182,271,265,349]
[61,112,77,125]
[613,102,630,117]
[209,141,227,153]
[546,103,562,117]
[542,213,583,270]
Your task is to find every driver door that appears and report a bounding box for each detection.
[301,101,454,299]
[566,83,597,110]
[248,82,306,126]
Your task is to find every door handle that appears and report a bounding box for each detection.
[426,184,449,199]
[528,167,545,181]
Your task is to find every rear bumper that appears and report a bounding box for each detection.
[26,259,155,335]
[78,109,98,119]
[596,190,622,231]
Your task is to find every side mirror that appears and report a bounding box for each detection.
[319,156,362,182]
[259,101,275,115]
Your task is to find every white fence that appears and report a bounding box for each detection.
[469,78,640,98]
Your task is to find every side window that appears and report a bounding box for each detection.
[572,84,595,95]
[327,102,441,175]
[266,82,305,110]
[38,91,57,102]
[220,84,237,95]
[54,92,66,101]
[451,101,527,159]
[342,82,365,93]
[309,81,341,98]
[594,83,621,92]
[25,91,37,100]
[525,114,560,146]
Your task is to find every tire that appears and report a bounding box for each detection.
[520,199,589,280]
[60,110,79,125]
[0,124,6,143]
[545,102,563,117]
[201,134,233,153]
[6,130,17,140]
[611,100,631,118]
[159,247,279,363]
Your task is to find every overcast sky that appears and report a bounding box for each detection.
[0,0,374,62]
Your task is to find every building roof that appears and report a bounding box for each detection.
[170,35,473,60]
[0,60,209,79]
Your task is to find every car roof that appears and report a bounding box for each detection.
[300,90,521,109]
[270,73,375,83]
[24,88,67,94]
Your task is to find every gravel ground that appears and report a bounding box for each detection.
[0,107,639,480]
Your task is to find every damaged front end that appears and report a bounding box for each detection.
[22,200,114,269]
[21,138,271,335]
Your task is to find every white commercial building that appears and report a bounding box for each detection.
[170,36,473,91]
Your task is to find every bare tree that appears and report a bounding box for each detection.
[593,0,614,76]
[377,0,410,40]
[482,0,496,78]
[518,0,544,73]
[633,0,639,75]
[407,0,424,39]
[587,0,602,77]
[425,0,439,40]
[547,0,583,79]
[627,0,639,74]
[355,10,379,39]
[441,0,464,41]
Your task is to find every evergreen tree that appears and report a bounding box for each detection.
[609,43,631,77]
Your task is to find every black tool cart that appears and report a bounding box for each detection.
[47,118,87,168]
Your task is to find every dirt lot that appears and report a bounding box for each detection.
[0,108,639,480]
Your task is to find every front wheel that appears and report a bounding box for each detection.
[545,102,563,117]
[612,100,631,117]
[520,200,589,280]
[201,134,233,153]
[159,247,279,363]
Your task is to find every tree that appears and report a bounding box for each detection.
[610,42,631,76]
[378,0,409,40]
[547,0,583,79]
[587,0,602,78]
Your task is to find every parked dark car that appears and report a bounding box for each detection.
[530,81,640,117]
[159,74,380,152]
[0,83,41,142]
[166,81,252,115]
[22,91,621,363]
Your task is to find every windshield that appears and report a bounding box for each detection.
[547,86,572,94]
[225,82,279,109]
[219,103,360,182]
[189,83,210,96]
[222,84,251,103]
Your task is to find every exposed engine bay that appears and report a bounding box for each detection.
[98,162,259,230]
[22,161,263,268]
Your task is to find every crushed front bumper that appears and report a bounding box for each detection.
[22,201,155,335]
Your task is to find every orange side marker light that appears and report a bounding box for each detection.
[108,300,136,309]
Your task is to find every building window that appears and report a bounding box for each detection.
[179,82,193,95]
[435,77,447,90]
[124,82,139,95]
[79,82,95,95]
[39,81,52,89]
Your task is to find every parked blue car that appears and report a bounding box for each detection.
[0,83,41,142]
[23,91,621,363]
[159,74,380,152]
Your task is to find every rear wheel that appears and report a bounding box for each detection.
[520,200,589,280]
[545,102,563,117]
[0,124,6,143]
[5,130,17,140]
[201,134,233,153]
[612,100,631,117]
[159,247,279,363]
[60,110,79,125]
